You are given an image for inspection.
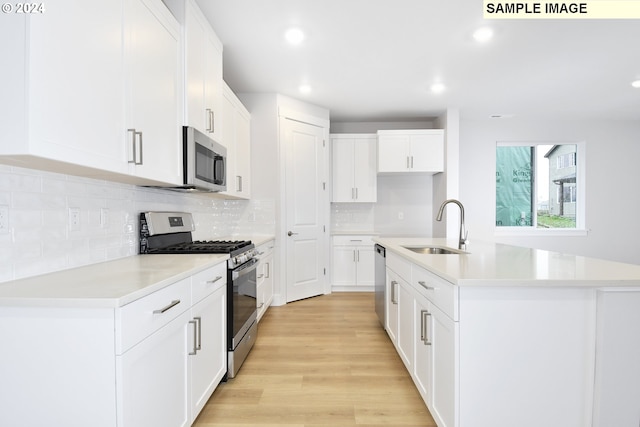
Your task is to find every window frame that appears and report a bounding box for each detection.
[495,141,587,237]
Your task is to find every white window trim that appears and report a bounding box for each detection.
[495,140,587,236]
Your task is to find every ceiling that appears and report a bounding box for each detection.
[196,0,640,123]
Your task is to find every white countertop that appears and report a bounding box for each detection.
[374,237,640,287]
[0,254,228,308]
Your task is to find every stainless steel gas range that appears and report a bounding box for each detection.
[139,211,258,379]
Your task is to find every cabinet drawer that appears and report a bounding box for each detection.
[116,278,191,354]
[255,240,275,256]
[387,252,411,282]
[192,262,227,304]
[332,235,375,246]
[412,265,458,320]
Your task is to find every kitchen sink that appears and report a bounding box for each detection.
[402,245,466,255]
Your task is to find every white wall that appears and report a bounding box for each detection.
[0,165,274,283]
[459,118,640,265]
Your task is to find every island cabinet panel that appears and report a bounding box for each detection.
[592,291,640,427]
[458,287,596,427]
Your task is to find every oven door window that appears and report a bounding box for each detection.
[232,259,257,341]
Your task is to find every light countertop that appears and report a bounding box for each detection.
[374,237,640,287]
[0,254,228,308]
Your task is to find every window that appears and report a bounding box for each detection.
[496,142,585,231]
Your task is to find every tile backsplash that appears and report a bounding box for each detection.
[0,165,274,283]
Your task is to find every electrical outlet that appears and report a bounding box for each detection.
[398,212,404,220]
[69,207,81,231]
[0,206,8,234]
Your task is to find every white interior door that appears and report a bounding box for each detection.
[283,118,327,303]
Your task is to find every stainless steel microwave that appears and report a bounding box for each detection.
[182,126,226,192]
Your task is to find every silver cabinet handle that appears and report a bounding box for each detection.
[265,262,270,278]
[411,156,414,169]
[127,129,143,165]
[421,310,432,346]
[237,175,242,192]
[258,302,265,309]
[356,249,360,262]
[418,280,435,290]
[287,231,298,236]
[188,319,198,355]
[355,187,358,199]
[353,250,357,262]
[407,156,410,169]
[210,110,215,133]
[391,280,398,304]
[194,316,202,351]
[258,274,265,279]
[153,299,180,314]
[206,108,214,133]
[207,276,223,284]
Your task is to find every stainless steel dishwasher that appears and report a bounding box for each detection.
[374,244,386,327]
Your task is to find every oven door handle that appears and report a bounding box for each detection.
[232,258,259,280]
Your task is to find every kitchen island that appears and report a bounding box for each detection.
[374,237,640,427]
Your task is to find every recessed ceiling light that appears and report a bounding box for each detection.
[430,83,446,94]
[299,84,312,94]
[285,28,305,45]
[473,26,494,43]
[631,80,640,88]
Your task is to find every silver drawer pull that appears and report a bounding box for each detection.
[258,302,265,309]
[207,276,223,284]
[188,320,198,355]
[418,281,435,290]
[153,299,180,314]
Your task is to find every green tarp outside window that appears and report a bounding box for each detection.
[496,146,533,226]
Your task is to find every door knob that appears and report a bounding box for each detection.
[287,231,298,236]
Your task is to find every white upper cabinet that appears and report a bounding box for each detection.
[0,0,126,175]
[182,0,223,141]
[377,129,444,174]
[221,82,251,199]
[331,134,377,202]
[0,0,183,186]
[125,0,183,185]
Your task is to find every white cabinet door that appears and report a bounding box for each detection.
[332,137,355,202]
[386,269,399,345]
[221,83,251,199]
[430,303,457,427]
[117,310,190,427]
[397,280,414,370]
[124,0,182,185]
[355,246,375,287]
[257,250,274,321]
[413,293,433,407]
[189,285,226,421]
[377,130,444,174]
[331,135,376,202]
[410,133,445,172]
[353,137,377,201]
[332,246,358,286]
[184,0,223,139]
[2,0,126,174]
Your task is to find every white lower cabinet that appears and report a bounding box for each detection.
[385,252,457,427]
[0,261,227,427]
[117,310,191,427]
[385,269,399,345]
[331,235,375,291]
[256,240,275,322]
[189,283,226,419]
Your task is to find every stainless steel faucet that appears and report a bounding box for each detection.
[436,199,468,250]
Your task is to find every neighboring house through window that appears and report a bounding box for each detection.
[496,142,585,232]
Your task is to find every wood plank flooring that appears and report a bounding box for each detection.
[193,292,436,427]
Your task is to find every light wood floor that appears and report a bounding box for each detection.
[193,292,436,427]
